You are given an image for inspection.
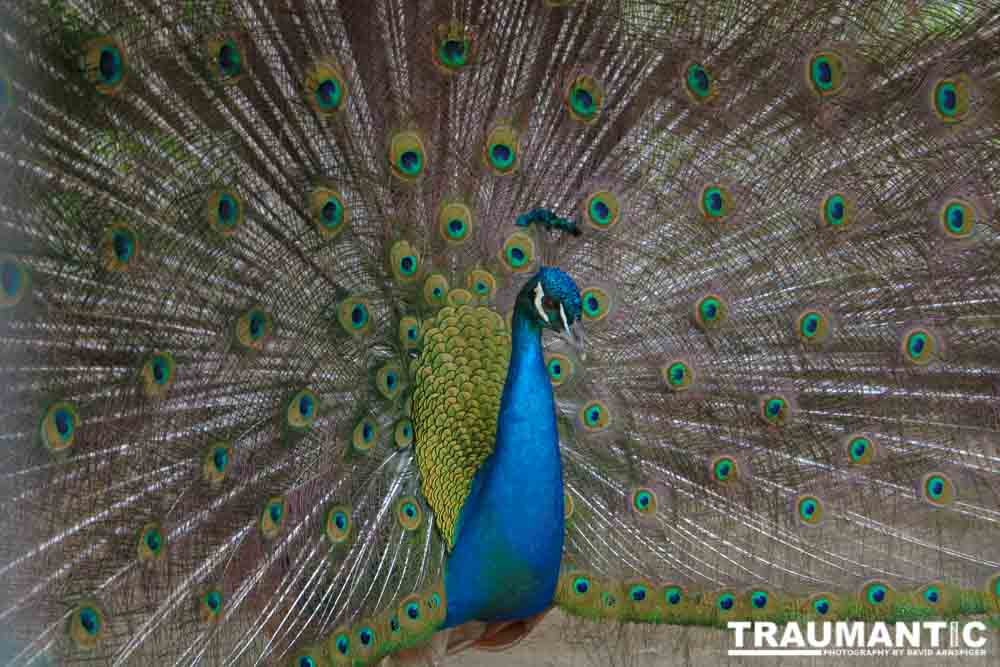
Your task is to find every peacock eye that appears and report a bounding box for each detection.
[542,296,557,310]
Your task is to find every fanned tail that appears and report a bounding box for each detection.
[1,1,999,666]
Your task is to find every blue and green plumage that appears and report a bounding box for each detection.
[0,1,999,666]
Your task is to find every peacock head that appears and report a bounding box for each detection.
[518,266,584,340]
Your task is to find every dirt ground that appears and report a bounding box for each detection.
[444,610,999,667]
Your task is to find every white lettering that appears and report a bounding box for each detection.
[836,622,864,648]
[806,621,832,648]
[781,622,806,648]
[963,622,988,649]
[895,622,920,648]
[728,621,752,647]
[925,621,947,647]
[868,622,892,648]
[755,622,778,648]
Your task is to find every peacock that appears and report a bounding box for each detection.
[1,0,999,665]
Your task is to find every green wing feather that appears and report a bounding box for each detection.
[411,305,511,548]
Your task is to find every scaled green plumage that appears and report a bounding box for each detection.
[411,305,511,548]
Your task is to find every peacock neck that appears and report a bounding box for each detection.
[493,305,559,468]
[442,302,565,626]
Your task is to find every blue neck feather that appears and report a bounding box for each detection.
[442,304,565,627]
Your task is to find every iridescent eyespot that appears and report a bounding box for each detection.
[750,590,770,610]
[325,505,352,544]
[694,294,727,330]
[423,274,449,306]
[310,187,350,239]
[662,360,694,392]
[466,269,497,300]
[711,456,738,484]
[921,472,954,507]
[580,287,611,322]
[545,352,575,387]
[389,240,421,284]
[376,361,403,400]
[901,327,937,366]
[484,123,520,175]
[919,583,944,606]
[396,496,423,531]
[500,233,535,273]
[69,602,106,648]
[207,189,244,237]
[939,198,975,240]
[357,626,376,649]
[142,352,176,399]
[806,593,835,617]
[213,448,228,472]
[821,192,852,229]
[353,417,379,453]
[137,522,165,562]
[286,388,318,431]
[807,50,846,96]
[796,495,823,526]
[102,223,140,272]
[797,309,831,344]
[931,75,971,124]
[333,632,350,656]
[847,434,875,464]
[684,62,715,102]
[338,297,372,337]
[759,394,791,427]
[700,185,731,220]
[579,400,610,432]
[565,74,604,123]
[203,441,233,485]
[405,602,420,619]
[201,589,223,623]
[41,401,78,454]
[305,61,348,116]
[236,307,272,351]
[82,37,126,95]
[716,592,735,612]
[582,190,620,229]
[0,256,29,308]
[111,229,134,263]
[631,488,657,515]
[573,577,590,595]
[433,22,475,74]
[206,34,244,83]
[260,497,286,540]
[628,585,649,602]
[394,418,414,449]
[439,201,474,244]
[664,586,684,606]
[389,130,427,181]
[438,39,469,70]
[862,581,892,608]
